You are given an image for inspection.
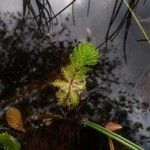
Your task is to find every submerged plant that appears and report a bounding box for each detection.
[53,42,100,109]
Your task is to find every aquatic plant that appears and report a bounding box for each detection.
[53,42,100,109]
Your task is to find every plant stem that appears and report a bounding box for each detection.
[123,0,150,44]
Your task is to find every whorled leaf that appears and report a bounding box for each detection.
[53,42,100,109]
[70,42,100,67]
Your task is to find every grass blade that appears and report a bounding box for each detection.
[123,0,150,44]
[84,120,144,150]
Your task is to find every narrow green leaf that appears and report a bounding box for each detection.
[84,120,144,150]
[123,0,150,44]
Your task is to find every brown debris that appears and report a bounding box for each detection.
[6,107,26,133]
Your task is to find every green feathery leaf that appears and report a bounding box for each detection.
[53,42,100,109]
[70,42,100,67]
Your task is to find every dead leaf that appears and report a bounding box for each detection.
[105,122,122,131]
[6,107,26,133]
[105,122,123,150]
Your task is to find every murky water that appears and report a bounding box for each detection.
[0,0,150,149]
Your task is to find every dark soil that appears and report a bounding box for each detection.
[22,119,124,150]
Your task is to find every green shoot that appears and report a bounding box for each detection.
[53,42,100,109]
[84,120,144,150]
